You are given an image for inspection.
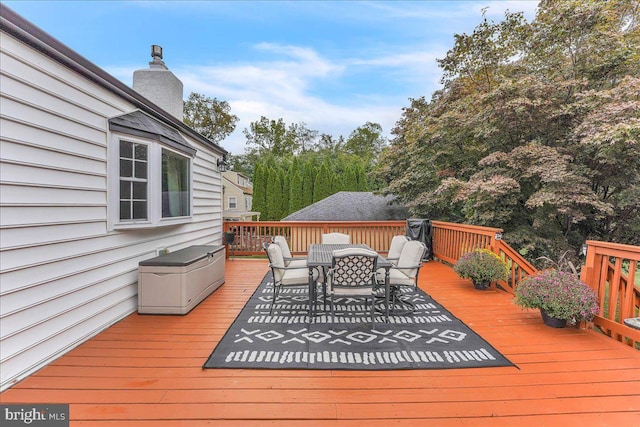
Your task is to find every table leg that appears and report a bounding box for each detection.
[308,266,315,321]
[322,266,327,309]
[385,267,390,322]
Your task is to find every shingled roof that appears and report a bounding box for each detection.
[283,192,408,221]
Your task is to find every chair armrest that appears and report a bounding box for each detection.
[393,264,423,271]
[269,263,310,271]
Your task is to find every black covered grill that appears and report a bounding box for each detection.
[406,219,433,261]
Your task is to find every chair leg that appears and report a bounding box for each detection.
[270,285,279,315]
[330,296,335,323]
[369,296,375,329]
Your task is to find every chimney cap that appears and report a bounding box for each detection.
[151,45,163,60]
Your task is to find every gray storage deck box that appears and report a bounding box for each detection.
[138,245,225,314]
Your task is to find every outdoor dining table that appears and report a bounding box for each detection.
[307,243,393,321]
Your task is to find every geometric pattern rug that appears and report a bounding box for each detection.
[203,272,515,370]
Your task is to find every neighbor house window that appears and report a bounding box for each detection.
[228,197,237,209]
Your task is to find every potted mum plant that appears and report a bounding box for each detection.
[453,249,509,290]
[514,269,599,328]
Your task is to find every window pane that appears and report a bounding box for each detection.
[120,141,132,158]
[134,144,147,160]
[120,201,131,220]
[133,181,147,199]
[134,161,147,179]
[120,159,132,177]
[162,149,190,218]
[133,201,147,219]
[120,181,131,198]
[119,140,147,223]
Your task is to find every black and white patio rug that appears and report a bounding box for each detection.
[203,272,514,370]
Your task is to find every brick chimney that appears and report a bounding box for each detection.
[133,45,184,120]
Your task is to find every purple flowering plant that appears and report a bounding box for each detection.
[514,269,599,324]
[453,249,509,285]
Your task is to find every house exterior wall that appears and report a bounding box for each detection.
[222,171,258,221]
[225,183,247,210]
[0,25,223,390]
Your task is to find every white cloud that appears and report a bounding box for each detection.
[104,1,543,156]
[173,42,426,155]
[107,39,443,156]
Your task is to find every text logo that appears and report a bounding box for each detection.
[1,405,69,426]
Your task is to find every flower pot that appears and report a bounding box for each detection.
[473,280,491,290]
[540,308,567,328]
[223,232,235,245]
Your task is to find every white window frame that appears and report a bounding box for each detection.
[227,196,238,210]
[108,133,193,230]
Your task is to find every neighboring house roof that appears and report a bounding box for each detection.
[283,192,408,221]
[223,176,253,195]
[109,111,196,156]
[0,4,226,156]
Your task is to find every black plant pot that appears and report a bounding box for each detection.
[473,280,491,290]
[223,232,236,245]
[540,308,567,328]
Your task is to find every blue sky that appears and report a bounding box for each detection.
[5,1,539,155]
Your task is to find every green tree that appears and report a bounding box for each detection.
[252,163,266,219]
[265,167,283,220]
[280,168,290,218]
[376,0,640,262]
[331,169,345,193]
[243,117,318,159]
[356,163,369,191]
[289,169,304,214]
[344,165,358,191]
[313,162,332,203]
[344,122,387,163]
[183,92,239,143]
[302,161,315,207]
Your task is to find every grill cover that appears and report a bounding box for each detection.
[406,219,433,261]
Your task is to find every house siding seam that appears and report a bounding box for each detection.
[0,12,224,391]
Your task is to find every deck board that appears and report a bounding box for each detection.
[2,259,639,426]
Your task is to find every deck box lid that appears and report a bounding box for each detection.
[139,245,224,267]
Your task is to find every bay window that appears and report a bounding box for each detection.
[110,137,193,229]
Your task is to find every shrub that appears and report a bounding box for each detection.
[453,249,509,286]
[514,269,599,324]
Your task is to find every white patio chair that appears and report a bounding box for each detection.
[327,247,378,328]
[386,235,409,266]
[273,235,307,268]
[321,232,351,244]
[377,240,426,314]
[265,243,319,316]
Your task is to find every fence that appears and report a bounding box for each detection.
[580,240,640,348]
[223,219,535,292]
[223,221,406,256]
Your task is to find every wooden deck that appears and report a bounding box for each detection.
[2,259,639,426]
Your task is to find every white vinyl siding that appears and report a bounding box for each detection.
[0,31,224,390]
